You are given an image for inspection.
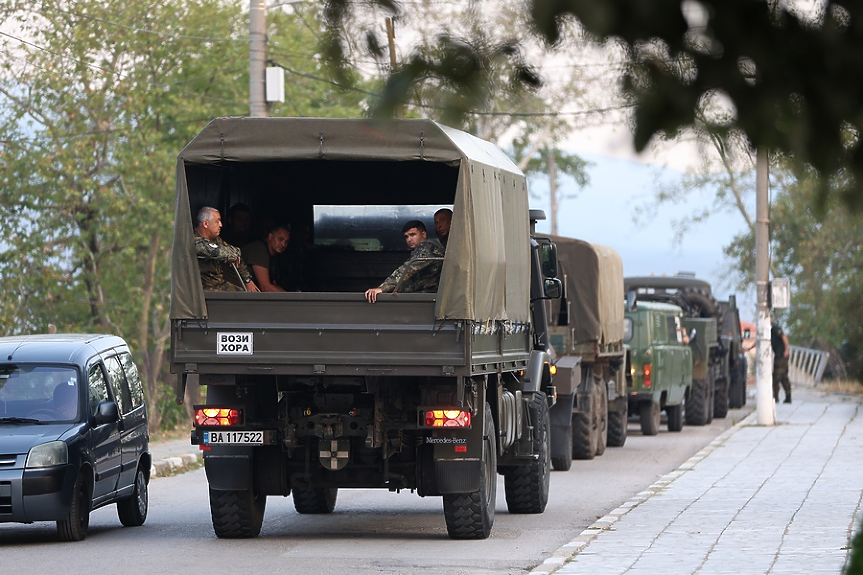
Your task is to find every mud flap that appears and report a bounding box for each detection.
[205,455,251,490]
[549,392,574,461]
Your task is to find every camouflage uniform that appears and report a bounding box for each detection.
[195,231,254,291]
[771,323,791,401]
[378,239,445,294]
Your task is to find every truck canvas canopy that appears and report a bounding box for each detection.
[547,235,624,347]
[170,117,530,324]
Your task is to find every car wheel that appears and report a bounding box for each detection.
[117,466,149,527]
[57,471,90,542]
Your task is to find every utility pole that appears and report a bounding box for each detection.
[755,146,775,425]
[249,0,268,117]
[548,149,558,235]
[385,17,403,119]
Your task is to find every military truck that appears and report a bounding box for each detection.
[624,300,693,434]
[720,296,748,409]
[623,275,742,424]
[169,117,561,540]
[545,235,627,468]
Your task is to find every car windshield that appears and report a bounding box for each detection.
[0,365,80,422]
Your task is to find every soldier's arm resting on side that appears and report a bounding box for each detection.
[250,264,285,292]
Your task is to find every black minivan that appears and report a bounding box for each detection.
[0,334,150,541]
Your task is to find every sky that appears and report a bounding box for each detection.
[529,135,757,323]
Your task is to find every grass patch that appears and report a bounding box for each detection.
[818,379,863,395]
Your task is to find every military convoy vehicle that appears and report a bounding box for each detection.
[169,117,561,540]
[546,236,627,468]
[623,275,743,424]
[624,300,693,434]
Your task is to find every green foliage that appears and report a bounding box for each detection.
[0,0,365,430]
[848,518,863,575]
[322,0,863,210]
[723,159,863,379]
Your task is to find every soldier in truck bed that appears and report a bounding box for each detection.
[194,206,260,292]
[364,219,445,303]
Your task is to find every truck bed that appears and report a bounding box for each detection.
[171,292,531,378]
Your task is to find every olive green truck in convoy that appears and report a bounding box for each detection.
[624,300,693,435]
[546,236,628,469]
[169,117,561,540]
[624,275,745,425]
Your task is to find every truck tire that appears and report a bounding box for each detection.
[729,368,747,409]
[706,375,715,424]
[713,376,729,419]
[570,411,594,460]
[504,392,551,514]
[117,465,149,527]
[666,403,683,432]
[594,382,608,456]
[551,425,572,471]
[606,404,628,448]
[443,403,496,539]
[292,487,338,514]
[680,286,723,325]
[640,401,660,436]
[686,379,709,426]
[209,485,266,538]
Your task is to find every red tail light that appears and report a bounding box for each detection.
[425,409,471,428]
[195,408,241,426]
[643,364,652,388]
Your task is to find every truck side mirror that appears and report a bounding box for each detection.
[540,242,558,278]
[543,278,562,299]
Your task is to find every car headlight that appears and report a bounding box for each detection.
[25,441,68,468]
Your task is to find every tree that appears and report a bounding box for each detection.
[723,159,863,381]
[320,0,863,211]
[0,0,365,429]
[316,0,604,222]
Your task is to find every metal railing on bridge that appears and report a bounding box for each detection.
[788,345,829,386]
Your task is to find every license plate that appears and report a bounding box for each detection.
[203,430,265,445]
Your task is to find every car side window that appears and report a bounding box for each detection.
[88,363,110,416]
[118,352,145,409]
[103,355,131,415]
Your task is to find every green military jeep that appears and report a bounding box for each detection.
[625,301,693,435]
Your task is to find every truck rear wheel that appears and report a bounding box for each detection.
[209,486,266,538]
[570,411,594,460]
[594,383,608,456]
[666,403,683,432]
[606,403,628,447]
[713,376,729,419]
[640,401,660,436]
[292,487,338,514]
[686,379,710,426]
[551,424,572,471]
[443,403,496,539]
[504,392,551,514]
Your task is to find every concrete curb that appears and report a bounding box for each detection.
[150,452,202,478]
[529,408,760,575]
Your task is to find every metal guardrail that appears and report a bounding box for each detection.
[788,345,829,386]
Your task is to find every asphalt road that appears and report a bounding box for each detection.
[0,405,753,575]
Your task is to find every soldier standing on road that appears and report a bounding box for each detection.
[195,206,260,292]
[364,220,445,303]
[771,320,791,403]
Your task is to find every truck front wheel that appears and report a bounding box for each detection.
[209,486,266,538]
[503,392,551,514]
[443,403,496,539]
